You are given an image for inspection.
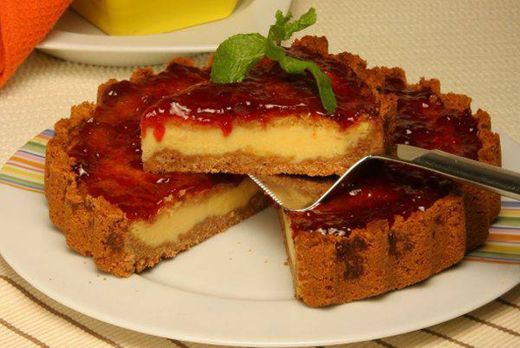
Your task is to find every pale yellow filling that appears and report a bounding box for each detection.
[142,121,373,162]
[130,180,258,247]
[282,212,296,268]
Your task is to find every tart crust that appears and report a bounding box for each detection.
[372,67,501,251]
[280,194,466,307]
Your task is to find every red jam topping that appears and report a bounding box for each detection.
[288,162,453,236]
[69,63,241,221]
[384,77,482,160]
[288,77,481,237]
[141,47,378,138]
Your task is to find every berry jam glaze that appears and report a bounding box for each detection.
[383,77,482,160]
[141,46,379,139]
[69,63,242,221]
[287,162,453,236]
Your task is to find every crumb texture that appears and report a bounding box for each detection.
[287,195,466,307]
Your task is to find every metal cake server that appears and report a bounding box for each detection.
[249,144,520,212]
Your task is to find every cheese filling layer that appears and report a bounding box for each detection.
[142,121,375,163]
[130,179,259,247]
[282,212,297,268]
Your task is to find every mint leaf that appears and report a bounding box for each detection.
[210,8,337,113]
[268,8,317,44]
[265,41,337,114]
[210,33,266,83]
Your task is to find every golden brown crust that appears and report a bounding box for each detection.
[143,36,397,177]
[428,83,500,250]
[45,83,267,277]
[45,102,133,275]
[462,109,501,250]
[283,194,466,307]
[418,80,501,243]
[371,69,501,251]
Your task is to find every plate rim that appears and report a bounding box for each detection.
[2,243,517,347]
[36,0,292,53]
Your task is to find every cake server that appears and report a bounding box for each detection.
[249,144,520,212]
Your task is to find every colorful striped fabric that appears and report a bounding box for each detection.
[0,129,51,193]
[1,130,519,264]
[466,200,520,264]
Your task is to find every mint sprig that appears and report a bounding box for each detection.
[210,8,337,114]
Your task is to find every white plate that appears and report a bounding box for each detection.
[36,0,292,66]
[0,131,518,347]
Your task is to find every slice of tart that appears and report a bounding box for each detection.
[141,36,395,177]
[280,163,466,307]
[376,69,501,251]
[45,62,266,277]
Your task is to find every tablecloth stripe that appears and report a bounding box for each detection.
[0,129,47,192]
[170,339,192,348]
[420,328,473,348]
[0,317,49,348]
[497,298,520,310]
[0,260,179,348]
[0,275,121,347]
[0,249,518,347]
[372,339,395,348]
[1,130,518,265]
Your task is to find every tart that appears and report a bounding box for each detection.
[141,37,395,176]
[279,62,501,308]
[45,62,266,277]
[44,32,502,308]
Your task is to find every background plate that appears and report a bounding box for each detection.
[36,0,292,66]
[0,131,518,347]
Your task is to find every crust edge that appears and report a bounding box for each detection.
[283,193,466,307]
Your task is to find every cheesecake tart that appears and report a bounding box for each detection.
[44,26,502,307]
[45,62,266,277]
[279,68,501,308]
[141,37,395,176]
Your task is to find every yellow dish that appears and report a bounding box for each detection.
[72,0,239,36]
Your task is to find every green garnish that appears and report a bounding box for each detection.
[210,8,337,114]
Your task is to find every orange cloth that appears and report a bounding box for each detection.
[0,0,71,87]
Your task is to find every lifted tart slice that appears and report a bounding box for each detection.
[45,63,266,277]
[141,37,395,177]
